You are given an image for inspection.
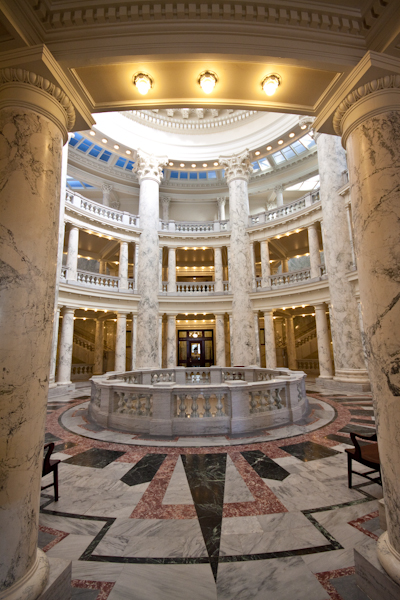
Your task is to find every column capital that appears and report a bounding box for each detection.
[117,310,129,317]
[133,149,169,184]
[217,196,226,207]
[274,184,284,194]
[102,182,113,192]
[0,68,75,143]
[160,195,171,206]
[299,115,315,132]
[333,74,400,146]
[219,150,253,184]
[61,306,75,315]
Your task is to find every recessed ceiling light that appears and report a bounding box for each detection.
[261,74,281,96]
[202,163,207,167]
[191,163,196,168]
[289,132,295,138]
[114,144,119,149]
[255,151,260,156]
[169,162,174,166]
[198,70,218,94]
[126,150,131,155]
[300,124,307,130]
[89,131,95,136]
[102,138,108,143]
[180,163,185,167]
[278,139,284,145]
[266,145,272,151]
[214,162,219,166]
[133,72,153,95]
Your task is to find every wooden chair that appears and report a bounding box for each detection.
[345,432,381,489]
[41,442,60,500]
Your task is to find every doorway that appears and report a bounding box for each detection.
[177,330,214,367]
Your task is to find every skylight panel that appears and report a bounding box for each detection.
[125,160,135,171]
[207,171,217,179]
[170,171,179,179]
[68,180,84,189]
[291,140,307,154]
[258,158,271,171]
[199,172,207,180]
[272,151,286,165]
[300,134,316,149]
[77,139,93,153]
[88,145,103,158]
[69,132,84,147]
[252,161,260,171]
[180,172,188,179]
[99,150,112,162]
[115,157,127,168]
[190,172,198,180]
[281,147,296,160]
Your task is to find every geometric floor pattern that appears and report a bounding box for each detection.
[41,386,382,599]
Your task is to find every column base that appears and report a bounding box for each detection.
[355,535,400,600]
[316,369,370,392]
[48,383,75,398]
[37,557,71,600]
[0,549,49,600]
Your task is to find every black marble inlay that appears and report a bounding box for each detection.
[64,448,125,468]
[71,589,99,600]
[241,450,290,481]
[181,453,226,582]
[38,530,56,548]
[339,424,376,435]
[45,432,62,443]
[280,441,340,462]
[350,418,376,426]
[121,454,167,486]
[54,441,76,452]
[349,409,375,416]
[331,574,370,600]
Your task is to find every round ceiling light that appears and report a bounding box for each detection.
[261,74,282,96]
[198,70,218,94]
[266,145,272,151]
[133,72,153,95]
[255,151,260,156]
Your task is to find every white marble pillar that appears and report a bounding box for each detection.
[57,307,75,384]
[167,247,176,293]
[214,247,224,293]
[49,308,61,384]
[308,222,321,279]
[314,304,333,379]
[93,319,104,375]
[102,182,112,207]
[219,151,256,366]
[286,316,297,370]
[316,133,369,388]
[260,240,271,288]
[250,242,257,288]
[115,312,127,373]
[254,312,261,366]
[263,310,277,369]
[66,224,79,281]
[158,316,163,368]
[0,70,76,600]
[131,315,137,370]
[228,313,234,367]
[336,79,400,582]
[167,315,176,368]
[159,247,164,291]
[161,195,170,221]
[119,240,129,290]
[133,242,139,292]
[133,151,168,368]
[217,197,226,221]
[281,258,289,273]
[345,203,357,268]
[274,184,284,207]
[215,314,226,367]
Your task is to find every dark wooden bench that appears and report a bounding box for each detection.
[41,442,60,500]
[345,432,381,488]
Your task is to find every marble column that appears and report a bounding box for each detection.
[159,247,164,291]
[217,196,226,221]
[66,224,79,281]
[263,310,277,369]
[158,316,163,368]
[57,307,75,384]
[118,240,129,290]
[93,319,104,375]
[167,315,176,368]
[308,222,321,279]
[334,77,400,583]
[281,258,289,273]
[274,184,284,207]
[345,203,357,268]
[219,150,256,365]
[215,314,226,367]
[161,195,170,221]
[133,151,168,368]
[250,242,257,288]
[133,242,139,292]
[228,313,234,367]
[49,308,61,384]
[167,247,176,293]
[254,312,261,366]
[286,316,297,370]
[131,315,137,370]
[316,133,369,388]
[102,182,112,207]
[214,247,224,293]
[314,304,333,379]
[260,240,271,288]
[115,312,127,373]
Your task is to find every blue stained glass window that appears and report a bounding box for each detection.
[180,172,188,179]
[77,139,93,153]
[99,150,112,162]
[199,172,207,179]
[88,145,103,158]
[207,171,217,179]
[170,171,179,179]
[190,172,198,179]
[69,132,83,147]
[125,160,134,171]
[115,157,127,168]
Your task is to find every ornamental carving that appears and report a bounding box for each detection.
[0,68,75,130]
[133,150,169,184]
[333,74,400,136]
[219,150,253,184]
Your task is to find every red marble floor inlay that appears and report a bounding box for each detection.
[348,510,380,541]
[315,566,356,600]
[71,579,115,600]
[39,524,69,552]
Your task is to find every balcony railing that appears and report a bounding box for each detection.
[176,282,215,293]
[76,270,120,289]
[297,359,319,372]
[159,219,229,232]
[66,191,139,227]
[249,189,320,227]
[270,268,312,288]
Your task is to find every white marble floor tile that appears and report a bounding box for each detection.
[39,514,105,536]
[223,455,255,504]
[71,561,124,582]
[46,534,94,560]
[162,456,194,505]
[302,547,357,573]
[221,516,263,535]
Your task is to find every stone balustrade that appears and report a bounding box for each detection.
[71,363,94,380]
[73,335,94,352]
[223,281,230,292]
[66,190,139,227]
[159,219,229,232]
[270,268,312,288]
[297,359,319,372]
[248,189,320,227]
[319,264,327,276]
[61,266,68,279]
[89,366,307,436]
[176,282,215,293]
[76,269,120,289]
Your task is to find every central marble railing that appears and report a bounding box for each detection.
[89,366,307,436]
[66,191,139,226]
[60,267,135,291]
[248,189,320,227]
[160,219,229,232]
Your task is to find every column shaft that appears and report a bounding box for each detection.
[93,319,104,375]
[115,313,127,372]
[214,247,223,293]
[263,310,277,368]
[215,314,226,367]
[159,247,163,291]
[133,242,139,292]
[49,308,60,383]
[57,307,75,384]
[260,240,271,288]
[275,185,284,207]
[250,242,256,287]
[314,304,333,378]
[167,315,176,368]
[119,240,129,289]
[131,315,137,370]
[308,222,321,278]
[254,312,261,366]
[66,225,79,281]
[286,316,297,370]
[167,247,176,293]
[158,316,163,368]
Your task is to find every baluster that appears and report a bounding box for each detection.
[178,395,187,417]
[203,395,212,417]
[190,395,199,418]
[249,391,257,413]
[297,384,303,401]
[267,390,274,410]
[274,388,283,409]
[215,393,224,416]
[259,392,268,412]
[145,394,152,416]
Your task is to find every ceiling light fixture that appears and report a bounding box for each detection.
[278,139,284,145]
[89,131,95,136]
[266,145,272,151]
[102,138,108,143]
[198,70,218,94]
[191,163,196,168]
[114,144,119,150]
[133,72,153,95]
[289,132,295,138]
[203,163,207,167]
[169,162,174,166]
[214,161,219,166]
[126,150,131,155]
[180,163,185,167]
[255,151,260,156]
[261,74,281,96]
[300,124,307,130]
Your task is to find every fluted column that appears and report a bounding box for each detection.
[219,150,255,365]
[334,75,400,584]
[316,133,369,388]
[214,247,223,293]
[314,304,333,379]
[274,184,284,207]
[215,314,226,367]
[167,247,176,293]
[102,182,112,207]
[286,316,297,370]
[119,240,129,290]
[260,240,271,288]
[115,312,127,372]
[308,222,321,279]
[263,310,277,368]
[217,197,226,221]
[167,315,176,368]
[131,315,137,370]
[161,195,170,221]
[133,150,168,368]
[254,312,261,366]
[66,224,79,281]
[93,319,104,375]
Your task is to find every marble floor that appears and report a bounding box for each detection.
[40,383,383,600]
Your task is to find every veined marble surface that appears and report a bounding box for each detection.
[215,315,226,367]
[115,313,127,373]
[118,241,128,289]
[166,316,176,368]
[314,304,333,378]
